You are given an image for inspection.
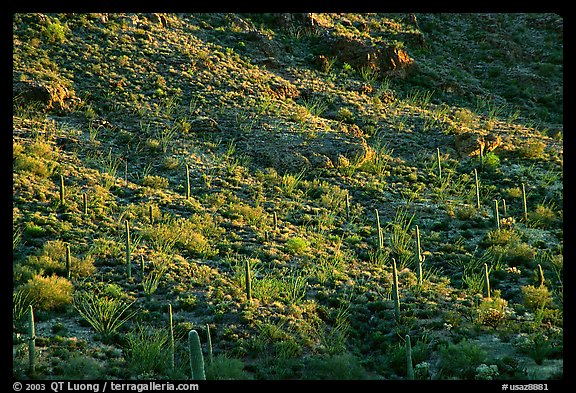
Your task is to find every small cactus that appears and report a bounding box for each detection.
[494,200,500,230]
[376,209,384,254]
[415,225,425,285]
[83,192,88,215]
[188,330,206,380]
[538,264,545,287]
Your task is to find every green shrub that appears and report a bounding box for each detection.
[438,339,487,379]
[22,274,73,311]
[285,236,309,255]
[301,353,370,380]
[14,155,53,178]
[125,325,171,377]
[205,355,252,380]
[517,141,546,159]
[141,175,169,189]
[521,285,553,311]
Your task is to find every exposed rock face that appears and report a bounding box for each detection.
[454,132,502,157]
[328,36,414,77]
[240,129,375,173]
[13,80,78,111]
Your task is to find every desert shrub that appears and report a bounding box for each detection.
[285,236,309,255]
[14,154,53,178]
[205,355,252,380]
[528,204,557,228]
[301,353,370,380]
[477,297,508,328]
[22,274,73,311]
[517,140,546,159]
[125,325,171,377]
[521,285,553,311]
[437,339,487,379]
[141,175,169,189]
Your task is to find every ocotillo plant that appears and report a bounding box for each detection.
[474,168,480,209]
[206,323,213,365]
[59,174,65,205]
[28,304,36,376]
[406,334,414,380]
[169,304,175,371]
[125,220,131,279]
[414,225,425,285]
[484,263,491,299]
[392,258,400,321]
[185,164,191,200]
[245,258,252,303]
[188,330,206,380]
[65,243,71,279]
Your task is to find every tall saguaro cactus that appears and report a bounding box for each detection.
[375,209,384,255]
[59,174,65,205]
[392,258,400,321]
[169,304,175,371]
[206,323,213,365]
[245,258,252,303]
[65,243,71,279]
[406,334,414,380]
[484,263,491,299]
[522,183,528,221]
[415,225,425,285]
[474,168,481,209]
[125,220,131,279]
[185,164,191,200]
[188,330,206,380]
[28,305,36,376]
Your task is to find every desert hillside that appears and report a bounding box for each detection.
[13,13,563,381]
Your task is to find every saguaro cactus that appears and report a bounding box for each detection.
[125,220,131,279]
[392,258,400,321]
[493,200,500,229]
[83,192,88,215]
[65,243,71,279]
[484,263,491,299]
[522,183,528,221]
[188,330,206,380]
[406,334,414,380]
[28,305,36,376]
[436,148,442,180]
[185,164,191,200]
[245,258,252,303]
[169,304,175,371]
[474,168,480,209]
[206,323,213,365]
[375,209,384,254]
[59,174,65,205]
[345,192,350,221]
[415,225,425,285]
[538,264,545,287]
